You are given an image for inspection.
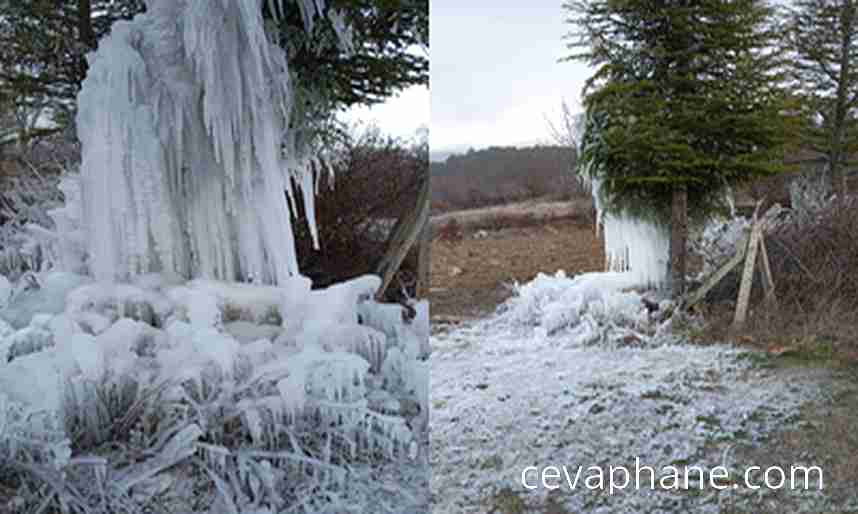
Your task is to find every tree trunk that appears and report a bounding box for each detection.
[79,0,96,49]
[670,185,688,298]
[832,1,854,201]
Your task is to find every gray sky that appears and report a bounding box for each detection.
[430,1,594,156]
[345,85,429,140]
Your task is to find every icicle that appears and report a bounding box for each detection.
[601,212,669,287]
[76,0,343,285]
[590,179,670,288]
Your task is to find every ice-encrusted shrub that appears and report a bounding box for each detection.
[0,167,86,283]
[0,394,71,467]
[0,272,428,513]
[688,216,750,279]
[291,127,427,300]
[497,270,665,345]
[0,168,63,277]
[789,170,832,222]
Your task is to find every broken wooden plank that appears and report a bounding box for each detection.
[758,233,777,305]
[732,217,762,330]
[375,175,430,300]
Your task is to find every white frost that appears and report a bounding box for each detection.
[431,271,845,513]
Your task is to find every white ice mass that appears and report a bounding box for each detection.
[77,0,339,284]
[0,273,430,512]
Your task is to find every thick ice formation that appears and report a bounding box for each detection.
[0,271,429,511]
[499,270,669,344]
[591,178,670,288]
[76,0,341,284]
[0,276,10,309]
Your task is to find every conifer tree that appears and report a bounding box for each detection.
[565,0,794,295]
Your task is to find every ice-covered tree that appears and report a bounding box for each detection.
[67,0,427,286]
[73,0,328,284]
[565,0,795,294]
[787,0,858,199]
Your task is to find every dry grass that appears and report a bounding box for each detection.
[695,198,858,363]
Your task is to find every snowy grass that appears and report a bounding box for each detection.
[0,167,65,279]
[430,269,841,514]
[0,272,429,513]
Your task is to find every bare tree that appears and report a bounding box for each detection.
[544,98,583,149]
[788,0,858,198]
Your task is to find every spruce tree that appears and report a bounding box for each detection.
[565,0,794,295]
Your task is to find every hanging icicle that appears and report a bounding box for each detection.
[76,0,345,284]
[578,112,670,288]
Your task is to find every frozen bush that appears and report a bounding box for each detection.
[0,272,428,513]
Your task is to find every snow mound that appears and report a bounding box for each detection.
[0,272,429,513]
[497,270,669,345]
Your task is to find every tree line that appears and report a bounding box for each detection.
[431,145,579,211]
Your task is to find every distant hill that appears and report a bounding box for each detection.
[431,145,581,211]
[430,145,471,163]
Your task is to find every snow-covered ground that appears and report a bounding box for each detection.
[430,271,847,513]
[0,271,430,513]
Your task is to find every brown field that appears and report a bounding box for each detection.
[429,212,604,320]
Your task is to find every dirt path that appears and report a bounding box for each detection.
[430,199,592,234]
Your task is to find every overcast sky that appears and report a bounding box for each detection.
[344,84,429,141]
[430,1,594,157]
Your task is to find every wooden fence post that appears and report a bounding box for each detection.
[758,234,776,305]
[732,216,762,330]
[375,175,430,300]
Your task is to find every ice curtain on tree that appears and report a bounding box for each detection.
[76,0,345,284]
